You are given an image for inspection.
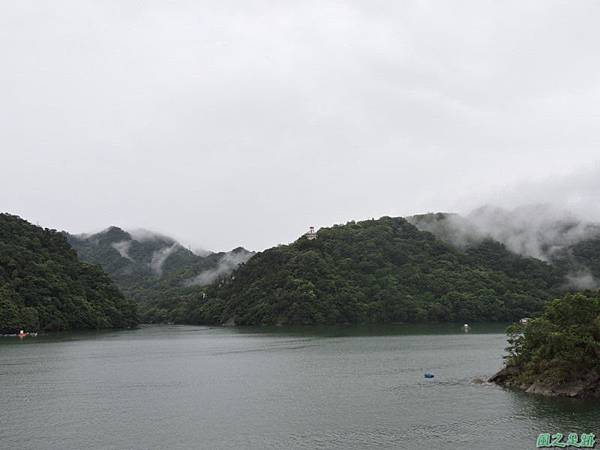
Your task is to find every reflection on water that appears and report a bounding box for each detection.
[1,324,599,450]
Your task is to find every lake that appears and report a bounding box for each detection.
[1,324,599,449]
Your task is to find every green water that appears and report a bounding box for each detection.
[1,324,598,449]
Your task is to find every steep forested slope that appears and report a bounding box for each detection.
[0,214,137,333]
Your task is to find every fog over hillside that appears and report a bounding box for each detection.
[184,249,255,287]
[409,204,600,289]
[66,227,255,301]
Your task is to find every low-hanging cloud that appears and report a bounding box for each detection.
[150,243,180,276]
[457,165,600,223]
[434,164,600,255]
[111,240,133,261]
[128,228,174,244]
[411,200,600,289]
[185,251,253,287]
[455,204,599,261]
[566,269,599,290]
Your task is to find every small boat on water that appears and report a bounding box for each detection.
[424,372,435,379]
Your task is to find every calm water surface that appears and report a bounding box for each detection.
[1,324,599,449]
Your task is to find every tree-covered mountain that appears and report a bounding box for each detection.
[0,214,138,333]
[172,216,568,326]
[65,227,253,320]
[63,208,600,327]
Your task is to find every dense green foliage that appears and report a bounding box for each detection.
[0,214,138,333]
[505,291,600,385]
[169,217,564,325]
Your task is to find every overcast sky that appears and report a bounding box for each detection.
[1,0,600,251]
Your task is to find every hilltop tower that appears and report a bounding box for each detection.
[305,226,317,240]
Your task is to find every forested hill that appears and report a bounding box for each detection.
[66,227,254,310]
[0,214,138,333]
[180,216,565,326]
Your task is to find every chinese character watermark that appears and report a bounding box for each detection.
[536,432,595,448]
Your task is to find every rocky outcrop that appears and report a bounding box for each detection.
[490,366,600,399]
[488,365,521,385]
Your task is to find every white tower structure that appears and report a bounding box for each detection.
[305,226,317,240]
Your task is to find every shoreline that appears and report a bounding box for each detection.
[489,365,600,399]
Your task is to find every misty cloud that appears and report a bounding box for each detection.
[414,205,600,262]
[191,248,212,258]
[411,204,600,289]
[463,205,599,261]
[458,165,600,224]
[111,240,133,261]
[128,229,174,244]
[185,251,253,286]
[566,270,599,290]
[150,244,180,276]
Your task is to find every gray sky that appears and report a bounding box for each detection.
[2,0,600,251]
